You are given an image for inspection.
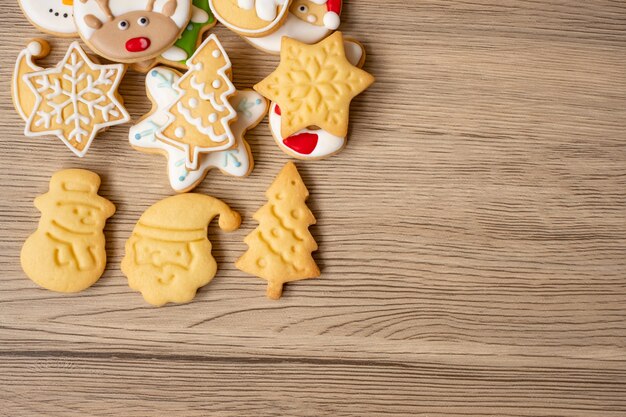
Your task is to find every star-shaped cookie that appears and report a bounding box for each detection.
[15,40,129,157]
[254,31,374,138]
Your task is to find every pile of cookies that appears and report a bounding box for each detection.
[13,0,374,305]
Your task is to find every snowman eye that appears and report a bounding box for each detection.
[137,17,149,26]
[298,5,308,13]
[118,20,129,30]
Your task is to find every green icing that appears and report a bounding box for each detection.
[174,0,214,63]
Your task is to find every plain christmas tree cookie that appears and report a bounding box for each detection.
[236,162,320,299]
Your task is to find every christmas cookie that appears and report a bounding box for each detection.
[132,34,238,170]
[131,0,216,73]
[122,194,241,306]
[21,169,115,293]
[236,162,319,299]
[18,0,78,37]
[12,39,130,157]
[209,0,291,37]
[269,38,364,159]
[244,0,341,54]
[254,31,374,138]
[74,0,192,63]
[130,66,268,192]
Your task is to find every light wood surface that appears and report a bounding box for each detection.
[1,1,626,416]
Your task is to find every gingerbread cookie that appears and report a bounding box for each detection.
[130,66,268,192]
[12,39,130,157]
[268,38,364,159]
[74,0,192,63]
[132,34,238,170]
[131,0,217,73]
[21,169,115,293]
[18,0,78,37]
[254,31,374,138]
[236,162,319,299]
[122,194,241,306]
[245,0,341,54]
[209,0,291,37]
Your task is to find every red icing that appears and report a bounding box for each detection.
[126,37,151,52]
[274,104,281,116]
[283,133,318,155]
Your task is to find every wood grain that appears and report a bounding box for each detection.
[1,1,626,416]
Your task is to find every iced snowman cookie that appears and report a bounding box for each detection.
[268,38,364,159]
[12,39,130,157]
[131,0,216,73]
[18,0,78,37]
[130,66,268,192]
[122,193,241,306]
[245,0,341,53]
[209,0,291,37]
[74,0,192,63]
[21,169,115,293]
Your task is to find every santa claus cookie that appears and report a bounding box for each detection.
[269,38,365,159]
[244,0,341,53]
[74,0,192,63]
[18,0,78,37]
[209,0,291,37]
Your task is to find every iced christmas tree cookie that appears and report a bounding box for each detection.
[18,0,78,37]
[254,31,374,138]
[209,0,291,37]
[21,169,115,293]
[130,66,268,192]
[236,162,320,299]
[244,0,341,54]
[12,39,130,157]
[122,194,241,306]
[73,0,192,63]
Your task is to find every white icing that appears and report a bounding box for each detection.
[237,0,254,9]
[129,67,268,192]
[244,12,331,53]
[175,127,185,138]
[343,40,364,67]
[209,0,290,36]
[306,14,317,23]
[212,50,221,58]
[323,11,340,30]
[188,97,199,108]
[19,42,129,158]
[212,79,221,88]
[190,5,210,23]
[161,45,189,62]
[18,0,77,35]
[27,41,43,56]
[208,113,217,123]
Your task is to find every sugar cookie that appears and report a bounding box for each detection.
[236,162,319,299]
[74,0,192,63]
[130,66,268,192]
[254,31,374,138]
[18,0,78,37]
[244,0,341,54]
[209,0,291,37]
[268,38,364,159]
[122,194,241,306]
[12,39,130,158]
[21,169,115,293]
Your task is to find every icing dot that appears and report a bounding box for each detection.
[256,99,261,105]
[27,41,42,55]
[179,176,186,181]
[212,79,221,88]
[186,23,193,31]
[175,127,185,138]
[208,113,217,123]
[189,98,198,108]
[134,133,141,140]
[212,49,221,58]
[150,69,158,77]
[307,14,317,23]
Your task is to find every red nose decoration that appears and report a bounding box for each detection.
[126,37,150,52]
[283,133,319,155]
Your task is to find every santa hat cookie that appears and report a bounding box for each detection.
[310,0,341,30]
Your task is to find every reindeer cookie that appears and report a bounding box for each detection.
[18,0,78,37]
[245,0,341,53]
[122,193,241,306]
[209,0,291,37]
[21,169,115,293]
[74,0,192,63]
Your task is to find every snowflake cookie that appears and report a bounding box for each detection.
[12,39,130,157]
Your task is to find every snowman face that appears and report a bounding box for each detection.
[290,0,326,27]
[19,0,77,36]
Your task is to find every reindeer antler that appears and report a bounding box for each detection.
[80,0,114,21]
[146,0,156,11]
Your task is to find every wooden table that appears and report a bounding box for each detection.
[1,1,625,415]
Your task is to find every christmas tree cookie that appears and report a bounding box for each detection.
[236,162,320,299]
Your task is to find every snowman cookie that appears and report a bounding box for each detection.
[209,0,291,37]
[268,38,365,159]
[245,0,341,53]
[73,0,192,63]
[18,0,78,37]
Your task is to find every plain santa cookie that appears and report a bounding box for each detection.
[21,169,115,293]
